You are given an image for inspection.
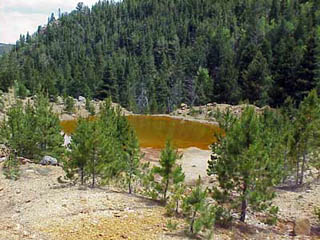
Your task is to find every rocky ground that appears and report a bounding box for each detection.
[1,93,320,239]
[0,89,266,124]
[1,148,320,240]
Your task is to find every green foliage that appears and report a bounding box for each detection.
[14,81,29,99]
[0,43,13,56]
[64,98,142,189]
[3,153,20,180]
[189,108,201,117]
[65,106,121,187]
[64,96,75,113]
[242,51,273,106]
[166,219,178,231]
[182,177,215,237]
[286,90,320,185]
[214,206,233,228]
[263,206,279,226]
[33,94,65,159]
[0,0,318,112]
[85,98,95,116]
[195,67,212,105]
[1,94,64,161]
[123,129,144,194]
[208,107,283,223]
[165,183,186,216]
[152,140,184,202]
[140,162,159,199]
[213,108,237,132]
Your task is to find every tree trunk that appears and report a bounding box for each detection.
[80,167,84,185]
[190,210,196,234]
[240,183,247,222]
[299,151,307,185]
[282,150,287,184]
[128,173,132,194]
[296,155,300,186]
[164,178,169,202]
[92,150,96,188]
[92,168,95,188]
[176,200,179,214]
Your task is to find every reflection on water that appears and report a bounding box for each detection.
[60,115,221,150]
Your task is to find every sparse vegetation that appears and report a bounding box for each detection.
[3,153,20,180]
[64,96,75,113]
[182,177,216,237]
[152,140,185,203]
[85,98,95,116]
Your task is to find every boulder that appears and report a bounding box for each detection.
[56,96,64,105]
[78,96,86,103]
[294,218,311,236]
[40,156,58,166]
[17,157,32,165]
[0,144,10,157]
[181,103,188,110]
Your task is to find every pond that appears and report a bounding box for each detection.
[60,115,221,150]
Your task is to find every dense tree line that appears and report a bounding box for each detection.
[0,0,319,112]
[0,43,13,56]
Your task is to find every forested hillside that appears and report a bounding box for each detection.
[0,0,319,113]
[0,44,13,56]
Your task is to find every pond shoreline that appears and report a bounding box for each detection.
[61,114,221,150]
[59,111,219,127]
[127,113,219,126]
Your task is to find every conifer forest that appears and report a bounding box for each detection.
[0,0,320,113]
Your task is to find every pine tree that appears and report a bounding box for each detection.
[1,94,63,161]
[0,0,318,111]
[65,118,91,185]
[291,90,320,185]
[182,177,215,237]
[2,101,36,158]
[208,107,283,222]
[66,116,117,188]
[242,50,272,106]
[152,140,184,202]
[124,129,143,194]
[3,152,20,180]
[315,26,320,91]
[195,67,212,105]
[33,94,64,159]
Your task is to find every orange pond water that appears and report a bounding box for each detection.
[60,116,221,150]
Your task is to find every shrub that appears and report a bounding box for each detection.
[214,206,233,228]
[64,96,75,113]
[3,153,20,180]
[182,177,216,237]
[85,98,95,115]
[166,219,179,231]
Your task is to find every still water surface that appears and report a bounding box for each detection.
[60,115,221,150]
